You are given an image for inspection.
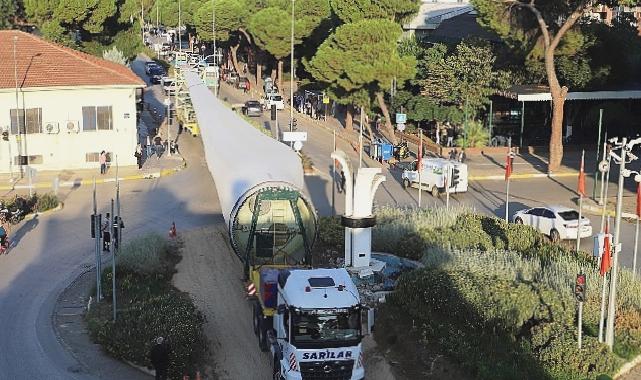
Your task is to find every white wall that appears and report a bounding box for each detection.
[0,85,139,173]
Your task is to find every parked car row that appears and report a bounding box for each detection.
[144,61,166,84]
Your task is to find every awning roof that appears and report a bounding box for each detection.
[497,85,641,102]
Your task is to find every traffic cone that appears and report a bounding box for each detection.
[169,221,177,238]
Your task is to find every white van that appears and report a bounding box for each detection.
[401,158,468,196]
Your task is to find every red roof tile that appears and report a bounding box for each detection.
[0,30,145,89]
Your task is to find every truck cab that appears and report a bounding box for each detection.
[401,157,468,196]
[254,268,365,380]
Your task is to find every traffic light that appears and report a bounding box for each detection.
[451,167,460,187]
[575,274,586,302]
[1,130,8,141]
[112,216,125,250]
[291,118,297,130]
[90,214,102,239]
[271,104,277,121]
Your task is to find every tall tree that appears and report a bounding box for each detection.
[194,0,249,75]
[248,0,330,89]
[330,0,419,23]
[0,0,17,28]
[419,42,509,120]
[307,18,416,143]
[472,0,638,172]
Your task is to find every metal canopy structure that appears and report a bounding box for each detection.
[497,85,641,102]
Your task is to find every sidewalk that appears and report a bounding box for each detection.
[54,265,151,379]
[0,104,185,193]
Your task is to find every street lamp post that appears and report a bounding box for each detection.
[178,0,182,53]
[212,0,216,64]
[164,98,171,157]
[290,0,295,134]
[13,36,22,180]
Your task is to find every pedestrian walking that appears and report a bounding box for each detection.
[154,137,163,159]
[149,337,170,380]
[446,125,454,147]
[338,170,346,193]
[146,136,153,158]
[99,151,107,175]
[449,148,458,161]
[134,147,143,170]
[458,148,467,163]
[102,213,111,251]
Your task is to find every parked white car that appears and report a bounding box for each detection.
[513,205,592,242]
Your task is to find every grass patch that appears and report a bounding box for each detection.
[86,233,207,379]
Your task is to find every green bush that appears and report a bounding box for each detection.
[116,232,174,276]
[34,193,59,212]
[317,216,343,251]
[87,233,206,378]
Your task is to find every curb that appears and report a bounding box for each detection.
[582,203,638,220]
[615,353,641,379]
[0,160,186,191]
[469,172,577,181]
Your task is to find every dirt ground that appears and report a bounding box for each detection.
[174,225,399,380]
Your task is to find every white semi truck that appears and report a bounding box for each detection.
[255,267,365,380]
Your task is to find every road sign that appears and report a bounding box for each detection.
[598,160,610,173]
[396,113,407,124]
[322,96,329,104]
[283,131,307,142]
[293,141,303,151]
[396,123,406,132]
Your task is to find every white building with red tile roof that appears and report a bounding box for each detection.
[0,30,146,174]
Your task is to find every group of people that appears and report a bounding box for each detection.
[293,94,326,120]
[448,148,467,163]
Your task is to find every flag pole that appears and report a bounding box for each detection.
[418,129,422,208]
[598,216,611,343]
[505,143,512,222]
[633,182,640,276]
[576,150,585,253]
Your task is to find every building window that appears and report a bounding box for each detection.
[82,106,113,131]
[86,152,112,163]
[10,108,42,134]
[13,155,43,165]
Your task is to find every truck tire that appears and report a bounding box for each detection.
[273,358,283,380]
[431,185,439,198]
[402,178,410,189]
[259,320,269,352]
[252,302,261,336]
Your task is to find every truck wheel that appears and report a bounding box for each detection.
[515,217,523,225]
[252,302,261,336]
[550,229,561,244]
[273,358,283,380]
[431,185,439,198]
[258,321,269,352]
[402,179,410,189]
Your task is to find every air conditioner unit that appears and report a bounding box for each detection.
[44,122,59,134]
[66,120,79,133]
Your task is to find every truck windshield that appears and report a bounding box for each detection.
[292,309,361,347]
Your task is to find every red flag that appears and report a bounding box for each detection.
[601,221,611,276]
[577,150,586,196]
[505,151,512,181]
[637,182,641,218]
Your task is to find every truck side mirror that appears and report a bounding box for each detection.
[267,330,284,360]
[277,304,287,315]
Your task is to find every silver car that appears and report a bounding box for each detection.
[244,101,263,117]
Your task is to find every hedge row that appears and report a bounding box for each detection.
[86,233,207,379]
[366,208,641,380]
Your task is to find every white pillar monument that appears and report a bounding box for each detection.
[331,150,386,268]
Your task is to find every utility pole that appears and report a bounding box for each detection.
[156,2,159,31]
[178,0,182,53]
[93,178,101,302]
[141,0,145,46]
[290,0,295,135]
[13,35,23,180]
[110,199,116,321]
[359,106,363,169]
[212,0,216,64]
[605,137,639,348]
